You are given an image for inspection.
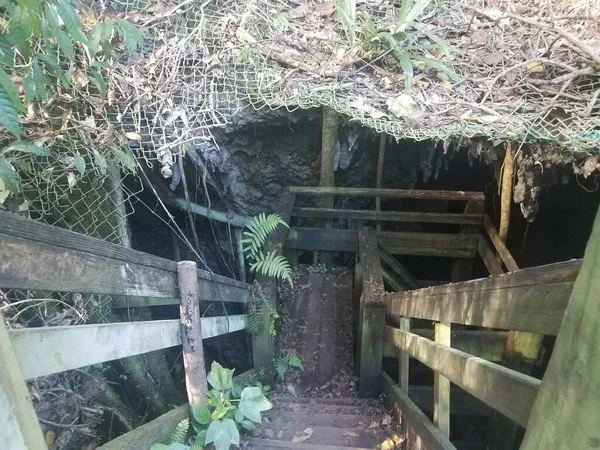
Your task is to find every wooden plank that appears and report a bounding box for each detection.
[289,186,485,202]
[293,208,483,225]
[385,327,540,427]
[0,313,46,450]
[358,228,386,397]
[382,372,456,450]
[477,235,504,275]
[379,247,420,289]
[9,315,247,380]
[521,206,600,450]
[434,322,451,436]
[450,201,485,282]
[483,215,519,272]
[409,386,491,417]
[382,266,407,292]
[252,192,296,382]
[0,211,250,303]
[285,228,478,258]
[178,261,207,405]
[399,317,410,392]
[375,133,386,231]
[384,329,508,362]
[386,260,581,335]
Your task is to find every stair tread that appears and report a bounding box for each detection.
[273,396,381,406]
[264,411,384,429]
[242,437,374,449]
[275,401,383,416]
[257,423,379,447]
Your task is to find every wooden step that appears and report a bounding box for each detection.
[264,411,381,429]
[258,423,379,448]
[274,401,382,416]
[272,396,380,407]
[243,437,373,449]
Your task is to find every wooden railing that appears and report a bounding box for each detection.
[0,211,252,449]
[381,258,582,449]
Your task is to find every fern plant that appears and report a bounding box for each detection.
[242,213,293,286]
[275,352,304,380]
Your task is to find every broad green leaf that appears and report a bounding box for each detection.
[0,158,20,192]
[74,151,85,175]
[238,386,272,423]
[396,50,413,90]
[404,0,433,26]
[9,6,30,57]
[207,361,234,391]
[113,146,137,171]
[23,73,35,103]
[231,384,243,399]
[205,420,233,450]
[424,33,457,58]
[149,445,169,450]
[55,27,75,60]
[191,404,211,425]
[395,0,412,32]
[88,71,107,99]
[88,23,103,56]
[0,86,20,137]
[194,429,206,447]
[234,408,244,424]
[31,61,49,101]
[100,19,114,42]
[240,420,256,431]
[3,140,51,156]
[0,68,24,112]
[410,54,462,83]
[211,403,232,421]
[166,445,189,450]
[56,0,87,45]
[115,19,145,56]
[334,0,356,43]
[38,54,69,88]
[0,35,14,67]
[93,149,107,175]
[222,418,239,446]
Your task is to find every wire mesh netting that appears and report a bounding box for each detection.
[103,0,599,181]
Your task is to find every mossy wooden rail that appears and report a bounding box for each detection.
[0,211,252,449]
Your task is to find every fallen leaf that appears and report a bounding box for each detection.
[382,414,392,426]
[483,52,503,65]
[386,94,421,120]
[124,132,142,141]
[45,431,55,445]
[277,430,284,439]
[343,431,360,437]
[583,154,600,179]
[381,438,395,450]
[292,428,313,443]
[527,61,544,73]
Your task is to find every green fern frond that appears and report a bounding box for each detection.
[168,418,189,444]
[246,306,264,334]
[286,353,304,371]
[274,358,288,380]
[250,251,293,287]
[242,213,289,262]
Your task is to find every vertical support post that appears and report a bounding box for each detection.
[451,200,485,281]
[0,313,47,450]
[235,227,246,283]
[375,133,386,232]
[434,322,451,437]
[357,228,386,397]
[398,316,410,392]
[177,261,207,405]
[251,192,295,383]
[499,142,514,243]
[521,205,600,450]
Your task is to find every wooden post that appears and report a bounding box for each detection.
[251,193,295,383]
[451,200,485,281]
[499,143,514,243]
[0,313,47,450]
[521,205,600,450]
[399,317,410,392]
[177,261,207,405]
[357,228,386,397]
[433,322,451,437]
[235,228,246,283]
[375,133,386,232]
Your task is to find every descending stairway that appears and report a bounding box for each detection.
[242,396,392,449]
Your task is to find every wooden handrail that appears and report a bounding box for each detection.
[289,186,485,202]
[482,215,519,272]
[385,327,540,427]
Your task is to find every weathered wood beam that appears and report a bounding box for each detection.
[358,228,386,397]
[375,133,387,231]
[434,322,451,437]
[382,372,456,450]
[285,228,479,258]
[383,330,508,362]
[0,313,46,450]
[521,206,600,450]
[9,315,247,380]
[386,260,581,335]
[477,235,504,275]
[0,211,250,303]
[293,207,483,225]
[385,327,540,427]
[290,186,485,202]
[483,215,519,272]
[379,247,420,289]
[409,385,491,417]
[382,266,407,292]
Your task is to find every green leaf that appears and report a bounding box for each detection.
[0,35,14,67]
[234,408,244,424]
[100,19,115,42]
[194,429,206,447]
[207,361,234,391]
[231,384,243,399]
[241,419,256,431]
[0,68,24,112]
[166,444,189,450]
[113,146,137,171]
[410,54,462,83]
[149,445,170,450]
[334,0,356,43]
[395,0,412,32]
[31,61,49,101]
[3,140,51,156]
[0,86,20,137]
[115,19,145,56]
[92,60,112,70]
[55,0,87,45]
[205,420,234,450]
[238,386,272,423]
[88,23,103,56]
[0,158,20,192]
[38,54,69,88]
[88,71,107,99]
[191,404,210,425]
[9,6,30,57]
[74,151,85,175]
[286,353,304,370]
[23,73,35,103]
[222,419,239,446]
[211,402,232,421]
[395,50,414,90]
[93,149,107,175]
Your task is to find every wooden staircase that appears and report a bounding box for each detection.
[243,397,392,449]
